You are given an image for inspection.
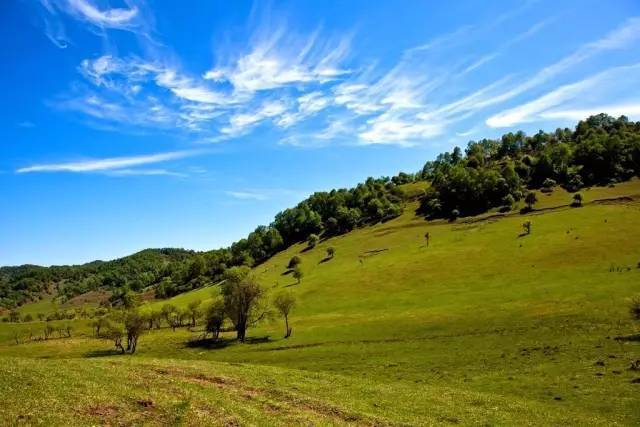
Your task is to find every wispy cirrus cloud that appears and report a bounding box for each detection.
[486,63,640,127]
[204,26,351,95]
[38,1,640,152]
[17,149,200,174]
[37,0,150,48]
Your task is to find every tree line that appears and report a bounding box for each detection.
[2,114,639,309]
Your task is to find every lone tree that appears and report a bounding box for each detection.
[203,299,226,340]
[292,265,304,284]
[221,266,266,342]
[326,247,335,259]
[273,293,296,338]
[572,193,583,207]
[307,233,320,249]
[522,221,532,235]
[123,311,145,354]
[187,300,202,327]
[524,192,538,210]
[287,256,301,269]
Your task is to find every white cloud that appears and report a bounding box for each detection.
[223,100,288,135]
[67,0,138,27]
[484,17,640,108]
[225,190,269,201]
[486,63,640,127]
[17,150,200,173]
[204,26,350,95]
[540,104,640,121]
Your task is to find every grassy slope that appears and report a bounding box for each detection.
[1,181,640,425]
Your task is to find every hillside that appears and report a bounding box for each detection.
[4,114,640,313]
[1,180,639,425]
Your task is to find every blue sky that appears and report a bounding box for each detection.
[1,0,639,266]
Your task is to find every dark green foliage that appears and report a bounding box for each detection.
[203,299,225,340]
[2,114,639,309]
[326,247,335,258]
[287,256,302,269]
[307,234,320,249]
[572,193,583,207]
[221,267,265,341]
[419,114,640,218]
[524,192,538,210]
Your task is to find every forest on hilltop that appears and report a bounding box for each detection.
[2,113,639,310]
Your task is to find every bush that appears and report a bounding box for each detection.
[307,233,320,249]
[542,178,556,189]
[571,193,583,207]
[287,256,301,269]
[326,247,335,258]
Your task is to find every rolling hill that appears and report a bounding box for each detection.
[1,180,639,425]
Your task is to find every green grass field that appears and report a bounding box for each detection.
[1,181,639,425]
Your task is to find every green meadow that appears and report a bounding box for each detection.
[1,181,639,425]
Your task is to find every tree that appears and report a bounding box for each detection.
[307,233,320,249]
[522,221,531,235]
[221,267,266,342]
[292,266,304,284]
[107,326,125,354]
[326,247,335,259]
[22,313,33,322]
[524,192,538,210]
[8,310,20,323]
[161,303,178,327]
[187,300,202,327]
[92,317,111,337]
[203,299,226,340]
[287,256,301,269]
[273,293,296,338]
[572,193,583,207]
[124,311,145,354]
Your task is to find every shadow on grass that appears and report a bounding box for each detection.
[281,269,293,276]
[185,335,271,349]
[318,256,332,264]
[243,336,270,345]
[185,337,234,350]
[84,348,123,358]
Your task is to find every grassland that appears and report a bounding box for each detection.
[1,181,639,425]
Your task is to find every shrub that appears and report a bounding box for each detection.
[307,233,320,249]
[542,178,556,189]
[326,247,335,258]
[524,192,537,209]
[287,256,301,269]
[571,193,583,207]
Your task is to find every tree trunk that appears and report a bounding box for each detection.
[284,315,291,338]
